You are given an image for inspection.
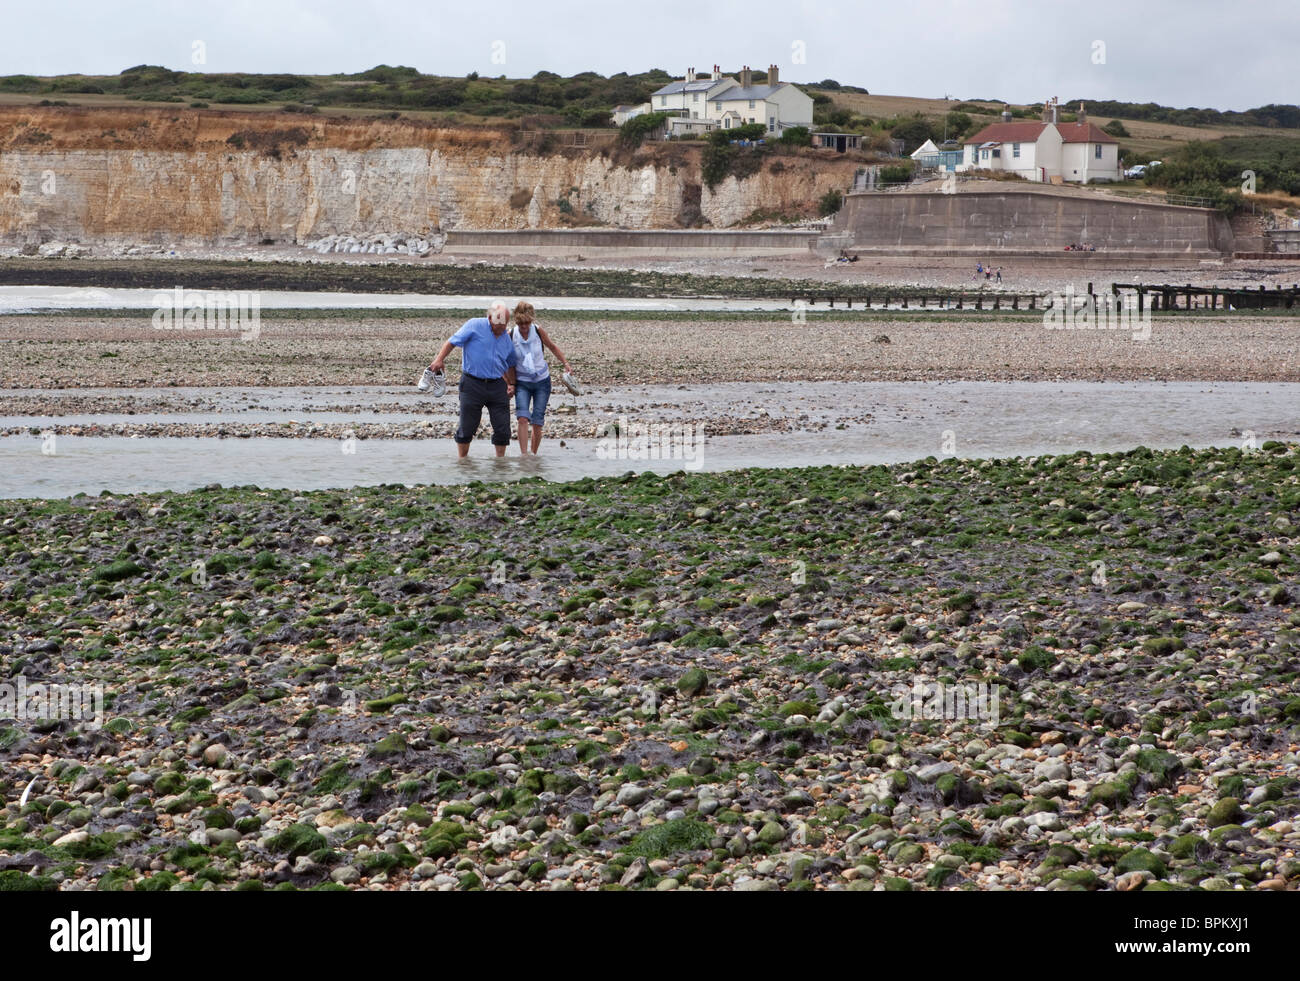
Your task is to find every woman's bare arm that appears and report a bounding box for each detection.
[536,326,569,370]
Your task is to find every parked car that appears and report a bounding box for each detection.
[1124,160,1161,180]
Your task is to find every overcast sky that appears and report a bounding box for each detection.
[8,0,1294,111]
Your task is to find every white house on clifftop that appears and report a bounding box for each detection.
[957,101,1121,183]
[708,65,813,135]
[649,66,737,124]
[648,64,813,137]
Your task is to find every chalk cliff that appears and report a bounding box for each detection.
[0,107,860,246]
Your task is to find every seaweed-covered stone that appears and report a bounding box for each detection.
[92,560,145,582]
[367,733,407,758]
[267,823,326,859]
[1135,749,1183,788]
[1207,798,1244,828]
[0,870,57,891]
[1168,834,1205,860]
[624,818,712,858]
[677,668,708,698]
[1115,848,1167,880]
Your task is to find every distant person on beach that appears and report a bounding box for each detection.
[996,267,1003,284]
[509,301,572,456]
[428,301,517,458]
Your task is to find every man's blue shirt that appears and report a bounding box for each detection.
[448,318,517,379]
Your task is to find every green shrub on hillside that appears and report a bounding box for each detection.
[779,126,812,146]
[1142,138,1300,208]
[889,116,939,155]
[708,123,766,144]
[945,111,973,139]
[816,106,855,128]
[619,111,668,147]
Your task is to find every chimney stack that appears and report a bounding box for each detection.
[740,65,751,89]
[686,66,695,83]
[1077,102,1087,124]
[768,63,779,85]
[1002,105,1012,123]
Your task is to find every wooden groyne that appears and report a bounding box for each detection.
[787,292,1043,311]
[786,283,1300,313]
[1111,283,1300,311]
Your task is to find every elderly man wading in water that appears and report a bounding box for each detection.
[428,301,518,457]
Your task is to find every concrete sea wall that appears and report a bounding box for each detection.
[827,189,1234,255]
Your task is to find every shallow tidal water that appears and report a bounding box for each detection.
[2,380,1296,499]
[0,285,805,314]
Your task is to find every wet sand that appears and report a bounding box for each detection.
[7,241,1300,293]
[2,313,1297,391]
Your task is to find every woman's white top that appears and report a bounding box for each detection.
[510,323,549,382]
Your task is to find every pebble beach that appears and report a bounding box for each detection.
[1,254,1298,893]
[2,446,1297,892]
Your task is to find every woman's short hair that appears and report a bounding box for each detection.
[513,301,535,323]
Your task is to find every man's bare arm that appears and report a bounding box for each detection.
[429,341,454,372]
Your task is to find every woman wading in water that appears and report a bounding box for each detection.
[509,301,572,455]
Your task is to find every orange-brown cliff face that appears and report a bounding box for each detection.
[0,107,861,244]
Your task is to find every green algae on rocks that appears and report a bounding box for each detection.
[1,443,1297,891]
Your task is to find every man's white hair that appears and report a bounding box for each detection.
[487,300,510,325]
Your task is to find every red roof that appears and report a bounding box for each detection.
[1055,121,1118,144]
[964,120,1117,145]
[964,121,1047,145]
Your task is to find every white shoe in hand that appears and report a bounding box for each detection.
[418,368,446,396]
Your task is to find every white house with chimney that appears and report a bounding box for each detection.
[707,65,813,136]
[957,100,1122,183]
[649,65,737,135]
[646,64,813,137]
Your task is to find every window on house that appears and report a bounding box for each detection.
[748,100,755,109]
[981,149,988,161]
[1094,143,1102,159]
[992,148,1000,158]
[660,96,666,106]
[1012,143,1020,158]
[768,116,775,132]
[693,93,699,102]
